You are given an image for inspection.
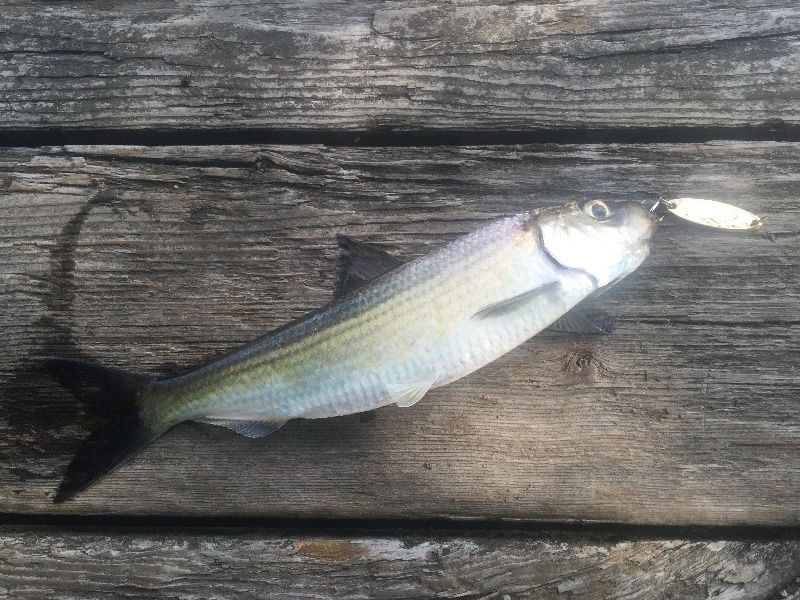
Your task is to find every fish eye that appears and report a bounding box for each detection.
[584,200,611,220]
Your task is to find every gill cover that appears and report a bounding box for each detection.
[537,200,658,288]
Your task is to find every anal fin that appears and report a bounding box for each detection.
[199,418,287,438]
[386,375,437,408]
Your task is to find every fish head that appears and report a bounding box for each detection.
[536,200,659,288]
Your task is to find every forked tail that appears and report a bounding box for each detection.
[46,359,166,503]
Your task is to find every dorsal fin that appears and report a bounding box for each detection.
[334,234,404,298]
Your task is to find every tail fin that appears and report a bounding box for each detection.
[46,359,163,503]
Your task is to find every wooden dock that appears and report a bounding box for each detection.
[1,1,799,597]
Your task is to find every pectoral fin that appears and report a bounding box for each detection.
[473,281,561,320]
[334,234,404,298]
[386,375,437,408]
[199,418,287,438]
[548,309,615,334]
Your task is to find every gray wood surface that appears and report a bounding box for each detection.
[1,0,799,133]
[0,527,798,600]
[4,0,800,593]
[1,142,797,524]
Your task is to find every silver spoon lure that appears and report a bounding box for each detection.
[648,197,763,231]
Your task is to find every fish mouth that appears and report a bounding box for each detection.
[628,236,651,257]
[623,201,661,242]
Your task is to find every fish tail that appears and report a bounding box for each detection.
[45,358,165,504]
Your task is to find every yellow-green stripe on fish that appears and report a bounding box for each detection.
[47,200,659,502]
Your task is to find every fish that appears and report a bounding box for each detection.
[46,199,659,503]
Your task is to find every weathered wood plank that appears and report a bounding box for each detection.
[0,527,798,599]
[0,142,798,523]
[1,0,799,132]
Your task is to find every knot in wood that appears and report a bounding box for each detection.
[561,349,606,384]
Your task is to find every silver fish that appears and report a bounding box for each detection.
[47,199,659,502]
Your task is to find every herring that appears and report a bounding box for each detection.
[47,199,659,503]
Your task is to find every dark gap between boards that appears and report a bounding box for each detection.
[1,123,799,148]
[0,513,799,542]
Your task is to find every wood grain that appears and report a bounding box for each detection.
[0,527,798,599]
[1,0,799,133]
[0,142,798,523]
